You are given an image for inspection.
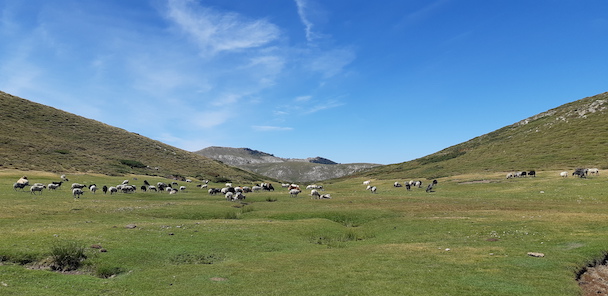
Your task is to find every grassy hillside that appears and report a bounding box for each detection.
[0,91,269,183]
[351,92,608,180]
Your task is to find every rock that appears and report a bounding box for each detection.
[125,224,137,229]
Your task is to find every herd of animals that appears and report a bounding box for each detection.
[10,168,601,199]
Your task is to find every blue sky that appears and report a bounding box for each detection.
[1,0,607,164]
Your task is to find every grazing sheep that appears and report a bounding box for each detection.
[208,188,221,195]
[179,186,186,192]
[71,183,86,190]
[252,185,262,192]
[60,174,69,181]
[89,184,97,194]
[310,189,321,199]
[148,185,157,192]
[528,170,536,177]
[17,176,29,186]
[363,180,371,185]
[289,189,301,198]
[48,183,61,191]
[122,180,129,185]
[72,188,84,198]
[366,185,377,194]
[13,182,27,191]
[560,171,568,178]
[320,194,332,199]
[573,168,588,178]
[405,183,411,191]
[234,192,246,200]
[225,192,234,201]
[169,188,178,194]
[140,185,147,192]
[393,182,402,187]
[30,185,46,195]
[108,186,118,195]
[414,181,422,188]
[506,173,514,179]
[588,168,599,175]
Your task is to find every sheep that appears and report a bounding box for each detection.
[588,168,599,175]
[16,176,29,186]
[13,182,27,191]
[72,188,84,198]
[89,184,97,194]
[225,192,234,201]
[179,186,186,192]
[560,171,568,178]
[30,185,46,195]
[573,168,588,178]
[242,186,252,193]
[363,180,371,185]
[393,182,402,187]
[234,192,246,200]
[262,183,275,191]
[528,170,536,177]
[506,173,514,179]
[60,174,69,181]
[320,194,332,199]
[310,189,321,199]
[208,188,221,195]
[252,185,262,192]
[148,185,157,192]
[366,185,377,194]
[122,180,129,185]
[48,183,61,191]
[108,186,118,195]
[140,185,147,192]
[289,189,301,198]
[169,188,178,194]
[102,185,108,194]
[71,183,86,190]
[414,181,422,188]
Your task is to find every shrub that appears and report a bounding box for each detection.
[119,159,147,168]
[49,241,87,271]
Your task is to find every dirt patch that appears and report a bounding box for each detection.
[579,264,608,295]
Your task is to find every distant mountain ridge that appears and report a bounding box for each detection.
[195,147,378,182]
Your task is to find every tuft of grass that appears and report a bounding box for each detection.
[49,240,88,271]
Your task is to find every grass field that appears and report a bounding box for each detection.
[0,169,606,295]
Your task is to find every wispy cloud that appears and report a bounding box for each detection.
[252,125,293,132]
[166,0,281,56]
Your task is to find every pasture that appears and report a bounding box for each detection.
[0,169,606,295]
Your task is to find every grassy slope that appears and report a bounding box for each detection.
[351,92,608,180]
[0,170,604,295]
[0,91,270,183]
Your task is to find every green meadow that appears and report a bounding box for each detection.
[1,169,606,295]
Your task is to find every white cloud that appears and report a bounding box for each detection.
[295,95,312,102]
[165,0,281,56]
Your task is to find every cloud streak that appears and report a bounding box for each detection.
[166,0,281,56]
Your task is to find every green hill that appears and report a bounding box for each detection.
[0,91,269,183]
[352,91,608,180]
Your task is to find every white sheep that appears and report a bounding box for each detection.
[225,192,234,201]
[30,185,46,195]
[179,186,186,192]
[320,194,332,199]
[72,188,84,198]
[559,171,568,178]
[588,168,599,175]
[310,189,321,199]
[108,186,118,195]
[363,180,371,185]
[48,183,61,191]
[366,185,377,194]
[289,189,301,197]
[89,184,97,194]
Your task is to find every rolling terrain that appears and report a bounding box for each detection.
[0,91,269,183]
[195,146,380,182]
[348,91,608,181]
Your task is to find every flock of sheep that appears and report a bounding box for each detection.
[12,168,601,200]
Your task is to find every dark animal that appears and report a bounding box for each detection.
[573,168,588,178]
[13,182,27,191]
[528,170,536,177]
[140,185,147,192]
[102,185,108,194]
